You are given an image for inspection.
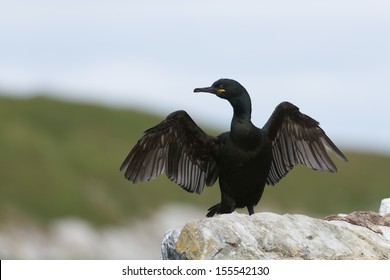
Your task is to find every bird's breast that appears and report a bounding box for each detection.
[217,131,272,170]
[216,132,272,204]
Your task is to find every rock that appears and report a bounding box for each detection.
[161,228,182,260]
[379,198,390,216]
[325,211,390,234]
[324,198,390,234]
[161,211,390,260]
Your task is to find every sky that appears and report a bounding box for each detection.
[1,0,390,153]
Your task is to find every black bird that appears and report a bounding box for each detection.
[120,79,347,217]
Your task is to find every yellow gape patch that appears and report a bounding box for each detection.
[217,89,225,94]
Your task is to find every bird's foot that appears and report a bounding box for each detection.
[206,204,220,217]
[247,205,255,215]
[206,202,235,217]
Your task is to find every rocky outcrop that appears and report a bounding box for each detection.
[325,211,390,235]
[161,199,390,260]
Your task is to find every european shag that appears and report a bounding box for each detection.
[120,79,347,217]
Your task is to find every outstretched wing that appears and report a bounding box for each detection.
[120,110,219,194]
[263,102,347,185]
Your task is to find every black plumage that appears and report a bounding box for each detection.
[120,79,347,217]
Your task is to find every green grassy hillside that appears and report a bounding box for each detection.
[0,94,388,225]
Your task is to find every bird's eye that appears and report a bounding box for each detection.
[217,85,225,94]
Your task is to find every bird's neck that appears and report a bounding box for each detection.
[229,94,257,145]
[229,94,252,124]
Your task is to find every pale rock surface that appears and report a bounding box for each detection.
[379,198,390,216]
[161,200,390,260]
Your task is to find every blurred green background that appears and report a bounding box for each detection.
[1,94,388,227]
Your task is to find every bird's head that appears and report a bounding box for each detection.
[194,78,248,101]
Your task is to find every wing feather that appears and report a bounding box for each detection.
[264,102,347,185]
[120,110,219,194]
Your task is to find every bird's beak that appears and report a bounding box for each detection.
[193,86,218,94]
